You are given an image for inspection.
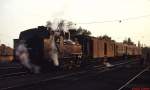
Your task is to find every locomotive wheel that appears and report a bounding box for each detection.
[59,58,73,70]
[59,56,82,70]
[75,58,82,68]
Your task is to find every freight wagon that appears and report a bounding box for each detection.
[0,44,13,63]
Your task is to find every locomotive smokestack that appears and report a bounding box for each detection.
[46,21,52,30]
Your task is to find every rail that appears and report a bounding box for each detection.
[0,59,140,90]
[118,66,150,90]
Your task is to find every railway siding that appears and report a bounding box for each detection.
[0,59,145,90]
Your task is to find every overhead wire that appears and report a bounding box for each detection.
[75,14,150,24]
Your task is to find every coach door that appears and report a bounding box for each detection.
[104,43,107,56]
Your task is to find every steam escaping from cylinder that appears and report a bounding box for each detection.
[50,51,59,66]
[15,41,40,73]
[48,35,59,66]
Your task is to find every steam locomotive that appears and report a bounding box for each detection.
[14,26,141,72]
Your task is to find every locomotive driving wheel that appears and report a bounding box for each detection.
[59,56,82,70]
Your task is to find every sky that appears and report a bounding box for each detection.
[0,0,150,47]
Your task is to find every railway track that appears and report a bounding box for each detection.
[0,63,22,68]
[0,63,23,74]
[119,66,150,90]
[0,68,27,75]
[0,58,138,79]
[16,61,146,90]
[0,71,29,79]
[0,64,28,79]
[0,59,142,90]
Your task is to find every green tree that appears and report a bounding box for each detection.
[123,38,134,45]
[76,27,91,36]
